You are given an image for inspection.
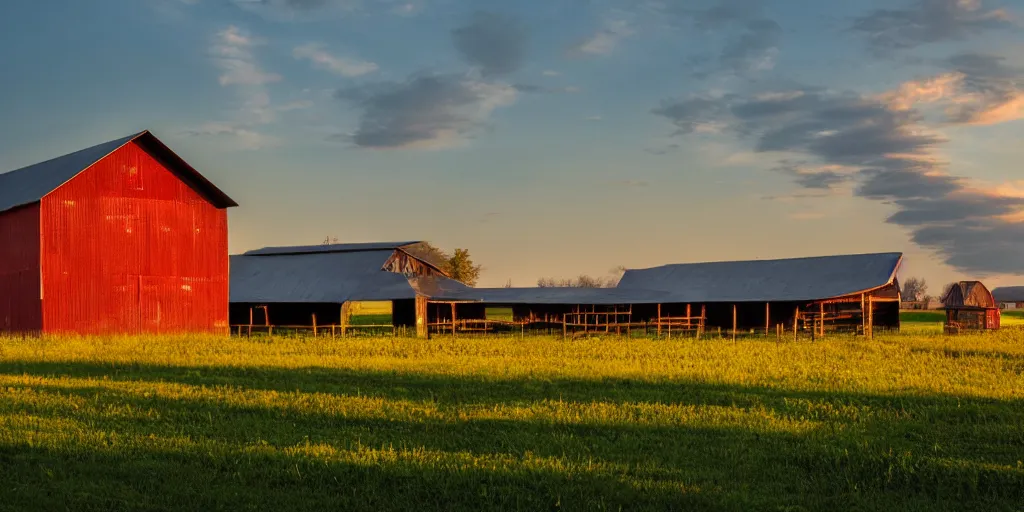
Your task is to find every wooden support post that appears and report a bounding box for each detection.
[867,296,874,340]
[451,302,457,336]
[700,304,706,339]
[249,308,253,326]
[686,304,691,330]
[415,296,428,339]
[793,307,799,342]
[860,294,866,336]
[765,302,770,337]
[732,304,737,342]
[312,314,317,337]
[657,304,662,337]
[819,303,825,338]
[340,302,350,337]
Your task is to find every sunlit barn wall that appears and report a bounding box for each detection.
[0,204,42,333]
[39,142,229,334]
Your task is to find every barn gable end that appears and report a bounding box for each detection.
[0,131,237,335]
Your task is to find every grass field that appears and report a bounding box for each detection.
[1,325,1023,510]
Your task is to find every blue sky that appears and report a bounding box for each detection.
[1,0,1023,290]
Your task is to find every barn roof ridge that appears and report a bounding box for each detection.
[616,251,903,303]
[623,251,904,272]
[243,241,423,256]
[0,130,237,214]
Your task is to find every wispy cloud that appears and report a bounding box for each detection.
[228,0,360,21]
[293,43,378,77]
[184,26,297,150]
[212,26,281,86]
[181,123,281,150]
[879,53,1024,125]
[648,0,782,75]
[850,0,1015,53]
[334,72,518,150]
[542,70,561,77]
[452,11,527,77]
[569,19,634,56]
[652,77,1024,275]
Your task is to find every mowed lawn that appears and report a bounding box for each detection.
[1,327,1023,511]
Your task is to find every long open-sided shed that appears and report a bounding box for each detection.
[431,251,904,338]
[0,130,237,335]
[991,286,1024,309]
[228,241,471,336]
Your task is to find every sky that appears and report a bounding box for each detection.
[0,0,1022,291]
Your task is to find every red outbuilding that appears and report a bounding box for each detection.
[0,130,237,335]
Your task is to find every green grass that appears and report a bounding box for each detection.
[1,331,1023,511]
[899,309,1024,330]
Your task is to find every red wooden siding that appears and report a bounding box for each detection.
[39,141,229,334]
[0,204,42,333]
[986,309,1001,330]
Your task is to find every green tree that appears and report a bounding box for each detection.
[444,248,482,286]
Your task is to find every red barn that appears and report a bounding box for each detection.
[0,130,237,335]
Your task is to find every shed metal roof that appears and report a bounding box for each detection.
[440,286,673,305]
[243,241,422,256]
[616,252,903,303]
[229,250,472,303]
[0,130,237,214]
[991,286,1024,303]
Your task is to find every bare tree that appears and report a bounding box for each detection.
[901,277,927,302]
[537,266,625,288]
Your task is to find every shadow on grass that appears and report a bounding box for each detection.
[1,360,1023,510]
[0,439,716,512]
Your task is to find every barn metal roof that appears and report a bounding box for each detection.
[244,241,421,256]
[616,252,903,303]
[991,286,1024,303]
[0,130,237,214]
[440,286,674,305]
[229,250,472,303]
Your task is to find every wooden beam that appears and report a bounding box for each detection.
[765,302,770,337]
[732,304,737,342]
[451,302,457,335]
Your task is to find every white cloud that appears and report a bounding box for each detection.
[182,123,281,150]
[212,26,282,86]
[571,19,634,56]
[185,26,291,150]
[293,43,379,77]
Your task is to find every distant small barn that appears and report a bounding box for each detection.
[228,241,471,336]
[0,130,237,335]
[991,286,1024,310]
[942,281,1000,334]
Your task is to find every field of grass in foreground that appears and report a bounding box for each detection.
[1,331,1023,511]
